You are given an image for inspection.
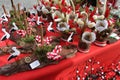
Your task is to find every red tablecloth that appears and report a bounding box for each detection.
[55,41,120,80]
[0,24,120,80]
[0,40,120,80]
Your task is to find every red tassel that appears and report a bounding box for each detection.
[54,4,60,10]
[61,0,65,5]
[75,4,80,10]
[67,6,72,14]
[105,6,110,18]
[52,22,57,29]
[89,8,97,21]
[69,20,74,28]
[85,6,89,13]
[33,5,37,9]
[61,7,67,13]
[54,16,58,19]
[41,0,45,5]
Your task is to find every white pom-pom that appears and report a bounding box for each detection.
[88,22,96,28]
[97,15,105,19]
[77,19,84,26]
[93,15,98,20]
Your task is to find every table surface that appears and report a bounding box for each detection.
[0,0,120,79]
[0,38,120,80]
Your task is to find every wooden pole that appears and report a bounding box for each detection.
[97,0,99,14]
[18,3,20,15]
[80,12,88,39]
[11,0,14,8]
[40,25,43,44]
[103,0,107,15]
[23,11,27,30]
[17,3,20,20]
[70,0,75,12]
[10,0,17,18]
[2,5,7,15]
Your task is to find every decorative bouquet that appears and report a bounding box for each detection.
[0,0,78,76]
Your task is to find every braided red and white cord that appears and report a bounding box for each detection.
[16,30,26,37]
[47,45,62,60]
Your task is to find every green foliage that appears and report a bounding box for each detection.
[116,21,120,27]
[9,10,15,18]
[9,10,25,29]
[34,45,55,63]
[21,35,35,43]
[76,0,84,3]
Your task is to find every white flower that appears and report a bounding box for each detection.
[93,15,98,20]
[52,11,63,22]
[81,11,88,23]
[95,20,108,32]
[57,22,69,31]
[36,5,42,11]
[76,19,84,26]
[97,15,105,20]
[82,32,96,44]
[93,15,105,20]
[41,6,49,14]
[88,21,96,28]
[29,8,37,15]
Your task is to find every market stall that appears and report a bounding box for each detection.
[0,0,120,80]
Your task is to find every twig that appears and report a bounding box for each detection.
[80,12,88,39]
[2,5,7,15]
[70,0,75,12]
[40,25,43,44]
[17,3,20,20]
[103,0,107,15]
[11,0,14,8]
[23,11,27,30]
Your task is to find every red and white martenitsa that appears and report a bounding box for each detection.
[0,27,10,41]
[7,47,20,61]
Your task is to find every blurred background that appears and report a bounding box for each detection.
[0,0,38,14]
[0,0,119,14]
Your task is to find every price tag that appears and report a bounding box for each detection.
[110,33,120,40]
[29,60,40,69]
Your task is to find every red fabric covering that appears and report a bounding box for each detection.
[0,38,120,80]
[55,41,120,80]
[0,23,120,80]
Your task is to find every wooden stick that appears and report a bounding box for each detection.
[17,3,20,19]
[11,0,14,8]
[13,5,18,18]
[10,0,18,18]
[103,0,107,15]
[23,11,27,30]
[2,5,7,14]
[40,25,43,44]
[80,12,88,39]
[96,0,99,14]
[18,3,20,15]
[70,0,75,12]
[97,0,99,7]
[58,0,62,9]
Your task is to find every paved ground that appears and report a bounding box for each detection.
[0,0,37,14]
[0,0,119,14]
